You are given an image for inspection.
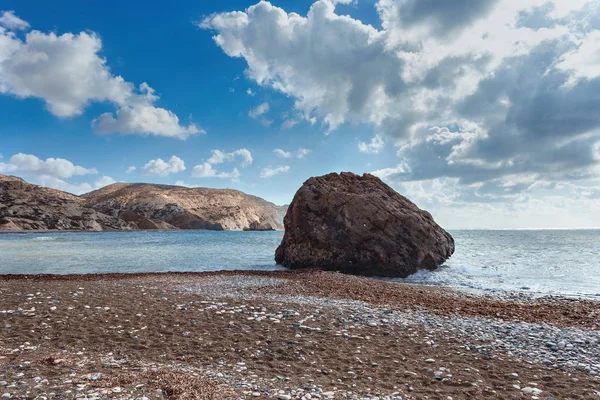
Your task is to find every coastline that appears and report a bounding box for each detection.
[1,270,599,399]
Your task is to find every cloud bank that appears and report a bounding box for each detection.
[202,0,600,213]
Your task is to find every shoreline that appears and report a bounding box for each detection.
[1,270,599,399]
[3,268,600,303]
[1,270,600,329]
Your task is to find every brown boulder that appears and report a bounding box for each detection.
[243,220,276,231]
[274,172,454,277]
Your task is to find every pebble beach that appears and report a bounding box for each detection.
[1,270,599,399]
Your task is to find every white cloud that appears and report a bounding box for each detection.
[202,2,396,133]
[248,102,272,126]
[141,155,186,177]
[191,162,241,179]
[358,135,385,153]
[247,88,255,96]
[174,180,201,188]
[281,118,300,129]
[207,149,253,167]
[556,30,600,84]
[126,166,136,173]
[36,176,93,195]
[93,103,202,139]
[0,153,97,178]
[296,148,311,158]
[260,165,290,178]
[273,149,292,158]
[371,163,409,180]
[0,28,130,117]
[248,102,270,119]
[0,152,102,195]
[0,11,30,30]
[191,148,251,180]
[0,13,201,138]
[248,102,273,127]
[95,176,116,188]
[191,162,215,177]
[274,148,311,159]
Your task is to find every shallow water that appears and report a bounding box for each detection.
[0,230,285,275]
[1,229,599,298]
[401,229,600,298]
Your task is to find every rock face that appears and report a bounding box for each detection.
[83,183,286,231]
[243,220,276,231]
[0,175,133,231]
[275,172,454,277]
[0,175,286,231]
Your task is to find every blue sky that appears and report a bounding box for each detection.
[1,0,600,229]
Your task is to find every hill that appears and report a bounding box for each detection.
[0,175,131,231]
[0,175,286,231]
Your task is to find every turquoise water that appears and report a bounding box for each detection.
[406,230,600,298]
[0,230,285,275]
[1,229,599,298]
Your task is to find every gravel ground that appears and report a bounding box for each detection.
[0,271,599,399]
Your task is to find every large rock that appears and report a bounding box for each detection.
[275,172,454,277]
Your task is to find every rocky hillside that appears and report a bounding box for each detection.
[0,175,286,231]
[0,175,132,231]
[83,183,286,230]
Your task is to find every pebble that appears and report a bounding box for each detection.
[0,275,598,400]
[522,387,543,395]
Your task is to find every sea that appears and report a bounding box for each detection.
[1,229,599,299]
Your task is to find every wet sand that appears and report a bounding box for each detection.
[1,270,599,399]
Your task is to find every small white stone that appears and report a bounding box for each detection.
[522,387,542,395]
